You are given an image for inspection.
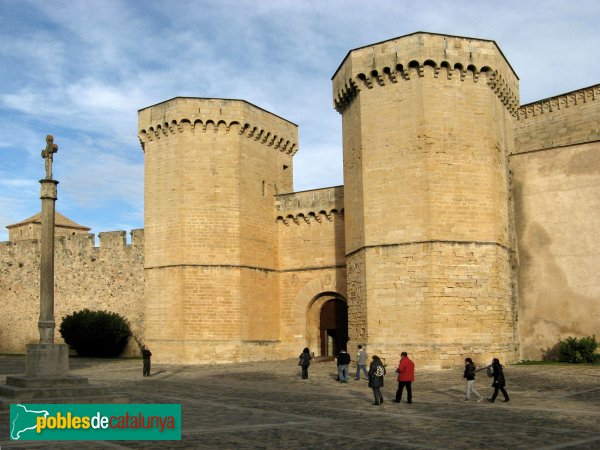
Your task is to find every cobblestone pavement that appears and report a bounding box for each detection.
[0,355,599,449]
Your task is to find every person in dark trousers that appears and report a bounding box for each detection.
[488,358,510,402]
[142,344,152,377]
[394,351,414,404]
[461,357,484,402]
[368,355,386,405]
[337,349,351,383]
[299,347,312,380]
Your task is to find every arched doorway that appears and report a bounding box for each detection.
[319,299,348,357]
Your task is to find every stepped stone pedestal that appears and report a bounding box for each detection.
[0,344,127,409]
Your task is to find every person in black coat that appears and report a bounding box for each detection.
[368,355,386,405]
[488,358,510,402]
[299,347,312,380]
[336,349,351,382]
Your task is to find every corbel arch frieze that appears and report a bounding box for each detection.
[346,60,517,116]
[140,117,297,154]
[334,78,360,113]
[138,134,148,151]
[275,208,345,226]
[516,84,599,121]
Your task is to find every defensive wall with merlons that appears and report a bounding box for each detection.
[0,32,598,368]
[0,230,144,356]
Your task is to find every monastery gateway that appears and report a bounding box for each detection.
[1,32,599,368]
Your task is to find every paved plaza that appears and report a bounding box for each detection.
[0,355,599,449]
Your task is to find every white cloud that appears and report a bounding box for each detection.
[0,0,598,237]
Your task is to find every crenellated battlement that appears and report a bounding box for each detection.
[137,97,298,155]
[0,228,144,252]
[0,228,145,356]
[514,83,600,154]
[516,84,599,120]
[275,186,344,225]
[332,32,519,115]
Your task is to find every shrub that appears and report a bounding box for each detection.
[59,309,132,357]
[558,335,599,364]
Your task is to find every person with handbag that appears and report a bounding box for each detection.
[368,355,386,405]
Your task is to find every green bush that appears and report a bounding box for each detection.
[558,335,599,364]
[59,309,132,357]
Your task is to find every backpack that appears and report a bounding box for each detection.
[375,364,386,377]
[486,365,494,378]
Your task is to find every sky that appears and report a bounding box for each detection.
[1,0,598,242]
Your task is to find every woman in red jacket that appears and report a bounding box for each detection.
[393,351,414,404]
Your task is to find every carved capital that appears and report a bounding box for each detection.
[39,179,59,199]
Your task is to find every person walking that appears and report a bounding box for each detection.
[368,355,386,405]
[394,351,414,404]
[337,349,351,383]
[299,347,312,380]
[355,345,369,380]
[487,358,510,403]
[142,344,152,377]
[461,357,484,402]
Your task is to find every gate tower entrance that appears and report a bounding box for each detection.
[319,299,348,357]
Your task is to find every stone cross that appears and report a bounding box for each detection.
[38,135,59,343]
[41,135,58,180]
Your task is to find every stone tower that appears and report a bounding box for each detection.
[333,32,519,367]
[138,98,297,363]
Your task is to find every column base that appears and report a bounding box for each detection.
[25,343,69,377]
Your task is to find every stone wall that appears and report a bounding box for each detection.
[0,230,144,356]
[512,86,600,359]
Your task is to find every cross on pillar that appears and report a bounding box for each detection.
[38,135,59,343]
[41,134,58,180]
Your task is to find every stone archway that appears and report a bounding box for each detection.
[306,293,347,357]
[319,298,348,357]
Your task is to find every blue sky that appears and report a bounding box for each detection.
[1,0,599,241]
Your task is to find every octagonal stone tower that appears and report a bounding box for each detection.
[333,32,519,367]
[138,98,297,363]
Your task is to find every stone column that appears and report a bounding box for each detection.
[26,134,68,377]
[38,178,59,343]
